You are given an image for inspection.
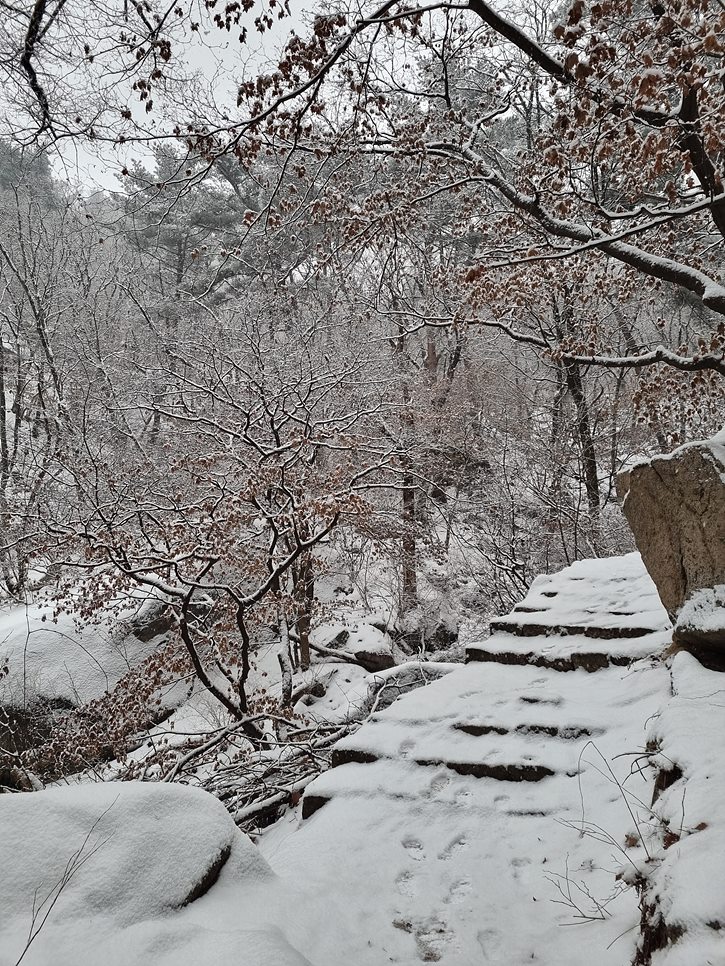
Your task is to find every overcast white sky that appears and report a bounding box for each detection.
[48,0,312,192]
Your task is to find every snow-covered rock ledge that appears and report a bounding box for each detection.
[636,652,725,966]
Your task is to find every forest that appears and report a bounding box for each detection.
[0,1,723,964]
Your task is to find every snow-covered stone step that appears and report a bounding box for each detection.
[502,553,669,633]
[364,661,665,732]
[467,628,671,671]
[330,715,589,779]
[302,758,596,820]
[488,617,663,641]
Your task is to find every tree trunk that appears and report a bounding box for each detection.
[552,293,600,518]
[0,339,20,596]
[278,613,293,708]
[401,464,418,609]
[295,550,314,671]
[548,361,567,511]
[564,359,600,516]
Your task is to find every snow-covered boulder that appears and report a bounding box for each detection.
[395,598,459,656]
[0,782,312,966]
[312,619,395,671]
[124,597,175,643]
[618,430,725,648]
[0,602,162,708]
[674,585,725,650]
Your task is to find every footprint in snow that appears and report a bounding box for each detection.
[402,837,425,860]
[414,918,454,962]
[444,878,472,904]
[453,787,471,806]
[392,915,452,961]
[438,834,467,861]
[510,856,532,881]
[396,870,418,898]
[429,773,450,796]
[477,927,502,961]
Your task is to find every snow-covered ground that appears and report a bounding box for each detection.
[642,651,725,965]
[4,552,721,966]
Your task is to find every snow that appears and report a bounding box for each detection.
[644,651,725,964]
[257,554,673,966]
[0,782,310,966]
[675,585,725,637]
[707,424,725,456]
[0,601,164,707]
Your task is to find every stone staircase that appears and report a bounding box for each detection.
[303,553,671,821]
[285,553,673,965]
[468,553,670,670]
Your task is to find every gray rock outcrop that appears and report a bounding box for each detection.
[617,429,725,657]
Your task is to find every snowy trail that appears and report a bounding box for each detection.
[260,554,673,966]
[0,554,683,966]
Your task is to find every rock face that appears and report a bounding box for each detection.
[618,430,725,636]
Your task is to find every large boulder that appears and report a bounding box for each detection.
[0,782,313,966]
[618,430,725,657]
[312,620,396,671]
[0,600,165,708]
